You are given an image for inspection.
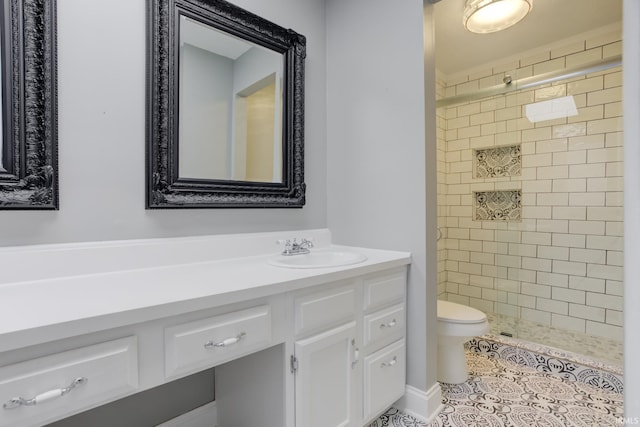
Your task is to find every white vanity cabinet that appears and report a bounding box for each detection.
[0,233,410,427]
[292,268,407,427]
[293,281,361,427]
[361,270,407,423]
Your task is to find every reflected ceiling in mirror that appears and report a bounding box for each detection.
[178,16,284,184]
[147,0,306,208]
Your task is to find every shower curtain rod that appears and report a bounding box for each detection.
[436,54,622,109]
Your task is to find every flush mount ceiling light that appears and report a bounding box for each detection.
[464,0,532,34]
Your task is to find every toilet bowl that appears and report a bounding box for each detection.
[437,300,489,384]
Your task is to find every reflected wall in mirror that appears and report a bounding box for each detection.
[179,16,283,183]
[147,0,306,208]
[0,0,58,209]
[1,2,4,174]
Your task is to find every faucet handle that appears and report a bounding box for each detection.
[276,239,295,255]
[300,238,314,248]
[276,239,292,248]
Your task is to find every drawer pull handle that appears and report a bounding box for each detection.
[351,339,360,369]
[381,356,398,368]
[3,377,88,410]
[204,332,246,349]
[380,319,397,329]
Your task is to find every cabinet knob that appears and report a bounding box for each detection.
[351,339,359,369]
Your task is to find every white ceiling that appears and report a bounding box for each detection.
[181,16,251,59]
[434,0,622,76]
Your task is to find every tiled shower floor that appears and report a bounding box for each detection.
[369,351,623,427]
[486,312,623,365]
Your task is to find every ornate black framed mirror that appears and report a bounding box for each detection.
[147,0,306,208]
[0,0,58,209]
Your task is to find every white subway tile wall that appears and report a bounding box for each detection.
[437,32,623,342]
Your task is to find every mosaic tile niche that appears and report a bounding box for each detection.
[474,144,521,178]
[474,190,522,221]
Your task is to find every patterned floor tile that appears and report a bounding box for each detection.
[370,351,623,427]
[467,336,624,395]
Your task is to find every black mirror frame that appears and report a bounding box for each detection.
[146,0,306,208]
[0,0,58,209]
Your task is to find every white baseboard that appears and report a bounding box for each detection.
[156,401,217,427]
[394,383,443,423]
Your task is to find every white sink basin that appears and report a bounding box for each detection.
[268,249,367,269]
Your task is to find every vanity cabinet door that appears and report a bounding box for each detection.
[294,321,359,427]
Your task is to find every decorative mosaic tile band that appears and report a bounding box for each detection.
[474,145,521,178]
[467,335,623,395]
[473,190,521,221]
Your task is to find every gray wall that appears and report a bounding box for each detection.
[0,0,327,247]
[325,0,434,396]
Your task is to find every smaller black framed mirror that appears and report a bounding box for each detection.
[0,0,58,209]
[147,0,306,208]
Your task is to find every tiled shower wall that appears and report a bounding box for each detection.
[436,28,623,341]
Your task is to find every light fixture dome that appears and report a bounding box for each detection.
[464,0,532,34]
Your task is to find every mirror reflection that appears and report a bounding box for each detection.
[147,0,305,208]
[0,0,57,209]
[0,39,4,173]
[178,16,283,183]
[0,1,4,174]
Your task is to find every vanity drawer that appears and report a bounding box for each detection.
[295,283,356,337]
[363,339,406,422]
[165,305,272,378]
[0,336,138,427]
[363,304,405,347]
[363,270,406,311]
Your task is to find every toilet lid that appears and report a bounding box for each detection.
[437,300,487,324]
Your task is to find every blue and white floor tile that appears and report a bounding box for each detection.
[370,351,623,427]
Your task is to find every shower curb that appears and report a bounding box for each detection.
[467,334,623,395]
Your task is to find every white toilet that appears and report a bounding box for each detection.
[437,300,489,384]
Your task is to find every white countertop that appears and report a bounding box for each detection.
[0,243,410,353]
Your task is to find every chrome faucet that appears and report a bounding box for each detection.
[277,238,314,256]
